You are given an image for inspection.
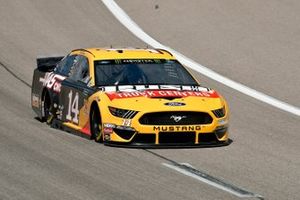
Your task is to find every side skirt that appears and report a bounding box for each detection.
[51,119,91,140]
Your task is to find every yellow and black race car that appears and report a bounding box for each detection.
[31,48,229,147]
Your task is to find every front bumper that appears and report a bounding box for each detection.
[101,108,229,148]
[102,124,229,148]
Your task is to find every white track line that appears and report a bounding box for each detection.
[163,163,264,199]
[102,0,300,117]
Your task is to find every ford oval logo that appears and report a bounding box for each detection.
[164,102,186,106]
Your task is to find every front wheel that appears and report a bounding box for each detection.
[90,109,103,143]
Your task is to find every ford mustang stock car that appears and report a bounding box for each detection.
[31,48,229,147]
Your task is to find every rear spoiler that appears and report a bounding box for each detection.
[36,56,64,72]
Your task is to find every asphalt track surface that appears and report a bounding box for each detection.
[0,0,299,199]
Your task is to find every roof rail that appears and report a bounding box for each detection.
[72,49,95,57]
[155,48,173,56]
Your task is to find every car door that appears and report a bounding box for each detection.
[59,55,95,128]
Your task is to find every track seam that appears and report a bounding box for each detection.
[144,149,264,199]
[0,61,31,88]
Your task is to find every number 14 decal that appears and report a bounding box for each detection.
[66,90,79,123]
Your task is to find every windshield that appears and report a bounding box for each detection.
[94,59,198,86]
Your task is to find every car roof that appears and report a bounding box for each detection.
[71,48,175,60]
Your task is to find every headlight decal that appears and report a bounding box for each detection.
[212,106,226,118]
[108,106,138,119]
[123,110,138,119]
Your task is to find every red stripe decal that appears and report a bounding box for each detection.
[81,122,91,136]
[106,90,219,100]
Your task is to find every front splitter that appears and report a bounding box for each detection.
[104,140,231,149]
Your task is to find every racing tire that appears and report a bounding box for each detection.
[42,91,54,125]
[90,108,103,143]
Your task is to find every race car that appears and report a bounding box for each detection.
[31,48,229,147]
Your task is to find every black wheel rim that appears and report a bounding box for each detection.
[91,111,102,142]
[43,94,53,124]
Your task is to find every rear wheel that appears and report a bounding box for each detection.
[90,108,103,143]
[42,91,53,125]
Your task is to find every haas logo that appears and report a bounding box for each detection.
[39,72,66,93]
[170,115,187,122]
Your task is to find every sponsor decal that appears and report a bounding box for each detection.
[103,124,115,138]
[104,133,111,141]
[32,94,40,108]
[103,127,113,134]
[122,59,158,64]
[101,85,210,92]
[39,72,66,93]
[99,58,162,65]
[56,105,64,120]
[106,89,219,100]
[122,119,131,126]
[103,123,116,128]
[164,102,186,106]
[153,126,201,132]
